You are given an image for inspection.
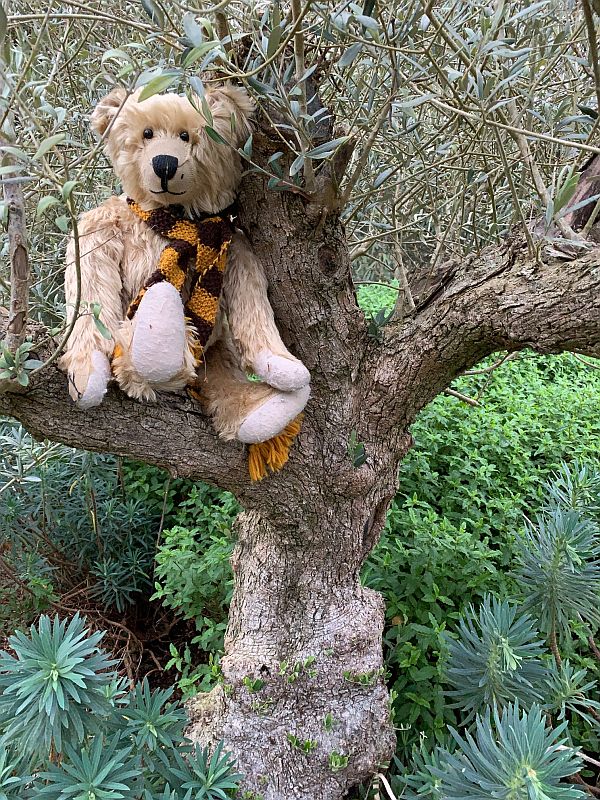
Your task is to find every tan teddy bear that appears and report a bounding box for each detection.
[61,85,310,478]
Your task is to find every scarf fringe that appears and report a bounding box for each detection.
[248,415,303,481]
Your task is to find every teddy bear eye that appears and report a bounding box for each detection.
[143,128,154,140]
[179,131,190,142]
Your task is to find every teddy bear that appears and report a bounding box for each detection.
[60,84,310,478]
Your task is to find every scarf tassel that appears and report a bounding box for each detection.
[248,415,304,481]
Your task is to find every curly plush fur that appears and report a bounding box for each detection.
[61,85,310,443]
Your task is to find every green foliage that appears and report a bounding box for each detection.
[160,742,242,800]
[444,596,547,719]
[328,752,349,772]
[516,508,600,644]
[114,680,187,755]
[361,319,600,755]
[37,736,140,799]
[355,283,397,318]
[151,482,238,629]
[0,614,118,757]
[433,704,585,800]
[286,735,317,754]
[0,440,161,617]
[0,341,42,386]
[0,614,240,799]
[153,524,233,627]
[391,463,600,795]
[0,740,28,800]
[545,660,600,728]
[164,645,222,697]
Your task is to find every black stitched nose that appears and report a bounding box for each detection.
[152,154,178,181]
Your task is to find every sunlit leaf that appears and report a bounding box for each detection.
[205,126,226,145]
[137,72,179,102]
[36,196,60,218]
[339,43,362,68]
[32,134,67,161]
[305,136,350,159]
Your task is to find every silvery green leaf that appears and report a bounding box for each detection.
[374,167,394,189]
[306,136,350,159]
[33,134,66,161]
[339,43,362,68]
[396,93,435,110]
[137,72,179,102]
[205,126,226,145]
[140,0,164,27]
[289,154,305,176]
[183,12,203,46]
[182,41,219,68]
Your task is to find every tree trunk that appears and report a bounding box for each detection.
[186,495,400,800]
[2,146,600,798]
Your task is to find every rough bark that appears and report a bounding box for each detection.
[3,172,29,352]
[2,152,600,797]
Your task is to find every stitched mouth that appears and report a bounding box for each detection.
[150,189,186,195]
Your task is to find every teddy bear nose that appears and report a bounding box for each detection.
[152,154,179,181]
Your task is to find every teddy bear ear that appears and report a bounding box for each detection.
[204,84,255,146]
[91,87,128,137]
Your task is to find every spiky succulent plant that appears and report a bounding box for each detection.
[431,703,585,799]
[444,595,547,719]
[0,614,119,756]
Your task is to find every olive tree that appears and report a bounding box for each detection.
[1,1,600,797]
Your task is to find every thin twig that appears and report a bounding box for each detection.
[340,90,396,208]
[573,354,600,369]
[444,388,480,407]
[581,0,600,123]
[463,352,520,376]
[549,624,562,669]
[291,0,315,193]
[390,182,415,322]
[503,102,582,242]
[589,635,600,663]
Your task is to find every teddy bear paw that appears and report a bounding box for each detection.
[237,384,310,443]
[131,283,187,382]
[253,350,310,391]
[73,350,111,410]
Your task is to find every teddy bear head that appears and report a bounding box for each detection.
[91,84,254,215]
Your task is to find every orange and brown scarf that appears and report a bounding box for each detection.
[126,199,234,360]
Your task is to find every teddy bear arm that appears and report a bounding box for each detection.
[223,231,310,391]
[61,206,125,404]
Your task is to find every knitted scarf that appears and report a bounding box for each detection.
[126,199,235,360]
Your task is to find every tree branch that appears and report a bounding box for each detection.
[373,236,600,428]
[0,323,251,496]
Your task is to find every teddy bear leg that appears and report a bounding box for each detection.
[112,284,197,402]
[130,283,187,382]
[199,341,310,442]
[76,350,112,409]
[223,233,311,392]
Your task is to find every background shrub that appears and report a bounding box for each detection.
[1,284,599,788]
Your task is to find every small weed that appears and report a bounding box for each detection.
[286,734,318,754]
[242,676,266,694]
[343,667,384,686]
[278,656,317,683]
[329,752,349,772]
